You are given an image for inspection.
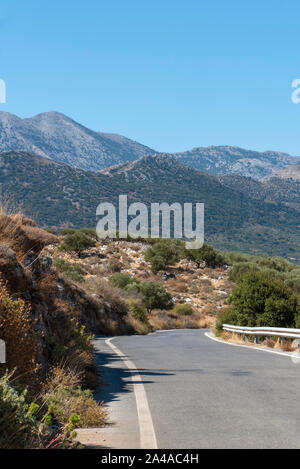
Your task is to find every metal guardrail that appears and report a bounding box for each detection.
[222,324,300,345]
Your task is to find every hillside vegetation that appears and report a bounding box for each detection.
[1,209,299,447]
[0,151,300,260]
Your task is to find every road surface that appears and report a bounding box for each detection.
[83,329,300,449]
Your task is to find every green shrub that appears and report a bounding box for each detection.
[216,309,240,333]
[60,228,78,236]
[139,281,173,313]
[173,303,194,316]
[109,274,173,313]
[45,228,57,235]
[145,239,185,273]
[228,262,261,282]
[128,300,148,324]
[228,271,300,328]
[185,243,225,268]
[54,258,85,282]
[59,231,96,256]
[109,273,134,289]
[44,385,107,428]
[79,228,97,239]
[0,372,40,449]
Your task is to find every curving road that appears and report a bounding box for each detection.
[90,329,300,449]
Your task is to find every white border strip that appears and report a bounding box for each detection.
[105,337,158,449]
[205,331,297,358]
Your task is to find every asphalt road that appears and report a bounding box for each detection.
[92,329,300,449]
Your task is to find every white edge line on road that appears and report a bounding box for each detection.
[205,331,297,358]
[105,337,158,450]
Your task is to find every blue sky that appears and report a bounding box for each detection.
[1,0,300,154]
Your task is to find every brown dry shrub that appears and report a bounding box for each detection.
[0,212,58,256]
[85,277,128,313]
[44,385,107,428]
[149,312,177,330]
[125,316,151,335]
[172,281,189,293]
[0,283,41,389]
[45,364,82,393]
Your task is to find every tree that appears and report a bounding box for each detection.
[227,271,300,328]
[139,281,173,314]
[59,232,95,257]
[145,239,185,273]
[185,243,224,268]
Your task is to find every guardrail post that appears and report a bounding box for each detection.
[280,337,285,346]
[245,334,248,342]
[254,335,259,344]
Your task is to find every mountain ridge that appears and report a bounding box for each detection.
[0,111,299,177]
[0,111,156,171]
[0,150,299,260]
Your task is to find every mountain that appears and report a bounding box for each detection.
[219,172,300,212]
[0,151,299,260]
[264,164,300,182]
[174,146,300,180]
[0,111,156,171]
[1,111,300,178]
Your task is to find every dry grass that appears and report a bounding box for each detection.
[0,283,41,390]
[85,277,128,314]
[0,209,58,257]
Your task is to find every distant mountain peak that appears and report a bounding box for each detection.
[0,111,156,171]
[174,146,300,179]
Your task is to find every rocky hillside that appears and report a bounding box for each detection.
[0,151,300,259]
[219,173,300,212]
[264,164,300,181]
[0,111,156,171]
[174,146,300,180]
[0,111,299,179]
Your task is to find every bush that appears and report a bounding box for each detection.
[60,228,78,236]
[45,228,57,235]
[107,259,123,273]
[185,244,225,268]
[173,304,194,315]
[228,262,261,282]
[86,277,128,316]
[44,385,107,428]
[109,273,134,289]
[54,258,85,282]
[79,228,97,239]
[216,309,240,333]
[139,281,173,314]
[145,239,185,272]
[227,271,300,328]
[109,274,173,313]
[0,284,40,389]
[0,372,40,449]
[59,232,95,256]
[128,300,148,324]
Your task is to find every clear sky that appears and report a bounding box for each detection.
[1,0,300,154]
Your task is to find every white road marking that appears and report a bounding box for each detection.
[205,331,297,358]
[105,337,158,449]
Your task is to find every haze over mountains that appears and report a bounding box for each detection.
[0,111,299,178]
